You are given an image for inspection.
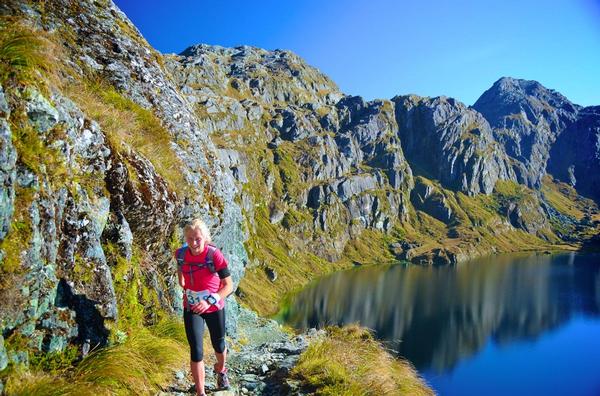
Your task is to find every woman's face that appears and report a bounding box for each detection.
[185,229,206,255]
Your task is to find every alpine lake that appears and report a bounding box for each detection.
[278,252,600,396]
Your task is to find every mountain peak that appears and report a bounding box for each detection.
[486,77,572,105]
[473,77,579,128]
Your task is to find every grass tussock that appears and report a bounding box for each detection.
[292,325,433,396]
[65,79,189,195]
[2,370,101,396]
[0,18,56,90]
[3,318,188,396]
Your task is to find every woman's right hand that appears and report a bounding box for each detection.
[191,300,210,314]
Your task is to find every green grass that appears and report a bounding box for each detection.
[540,175,587,220]
[273,141,311,201]
[3,318,188,396]
[338,228,396,266]
[0,18,55,90]
[0,200,32,276]
[292,325,433,396]
[66,79,190,196]
[238,204,342,316]
[493,180,526,200]
[102,243,170,341]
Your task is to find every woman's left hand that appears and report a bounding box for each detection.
[191,300,210,314]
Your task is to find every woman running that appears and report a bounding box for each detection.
[176,219,233,396]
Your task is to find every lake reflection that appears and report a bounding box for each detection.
[281,253,600,373]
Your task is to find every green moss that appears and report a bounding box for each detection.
[29,345,80,373]
[10,115,68,183]
[338,228,396,266]
[169,228,183,251]
[271,141,317,202]
[70,169,109,200]
[4,332,29,352]
[72,253,94,284]
[540,175,587,220]
[282,208,313,230]
[104,244,145,338]
[0,220,31,276]
[104,241,172,342]
[0,186,35,279]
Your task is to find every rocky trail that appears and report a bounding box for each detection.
[158,309,321,396]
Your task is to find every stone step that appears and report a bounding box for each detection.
[212,391,236,396]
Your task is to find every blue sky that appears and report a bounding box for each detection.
[114,0,600,106]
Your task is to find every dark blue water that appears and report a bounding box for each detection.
[279,252,600,396]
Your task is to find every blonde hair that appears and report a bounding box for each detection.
[183,218,212,243]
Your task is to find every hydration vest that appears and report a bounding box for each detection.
[176,244,217,286]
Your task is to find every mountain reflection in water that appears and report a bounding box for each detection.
[281,252,600,372]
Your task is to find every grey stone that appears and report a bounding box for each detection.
[394,94,515,195]
[0,336,8,371]
[0,119,16,240]
[269,207,285,224]
[335,174,379,202]
[47,335,67,353]
[0,85,9,117]
[548,106,600,201]
[410,180,454,223]
[270,108,316,142]
[473,77,580,188]
[25,88,59,133]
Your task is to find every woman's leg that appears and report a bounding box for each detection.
[203,309,229,388]
[184,309,207,395]
[190,361,205,396]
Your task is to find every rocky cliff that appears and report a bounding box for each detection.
[548,106,600,202]
[473,77,580,188]
[0,0,599,387]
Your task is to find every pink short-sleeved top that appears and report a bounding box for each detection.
[176,245,229,313]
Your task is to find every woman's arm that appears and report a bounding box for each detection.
[217,276,233,300]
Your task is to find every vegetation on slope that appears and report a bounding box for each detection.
[3,319,188,395]
[0,17,191,393]
[292,326,433,396]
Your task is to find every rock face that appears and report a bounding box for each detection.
[410,178,454,224]
[0,0,247,366]
[473,77,580,188]
[167,47,415,260]
[394,95,515,195]
[548,106,600,201]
